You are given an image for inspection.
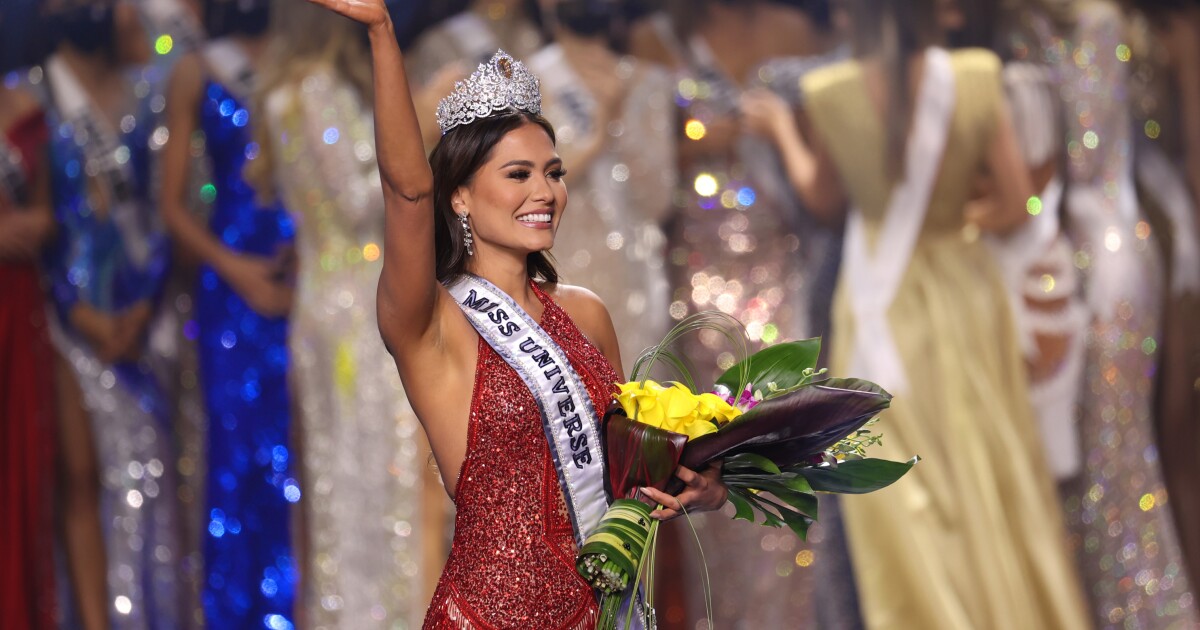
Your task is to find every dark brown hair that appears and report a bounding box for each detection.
[847,0,941,180]
[429,110,561,285]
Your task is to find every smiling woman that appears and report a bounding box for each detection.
[302,0,730,627]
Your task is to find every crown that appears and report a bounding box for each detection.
[436,50,542,135]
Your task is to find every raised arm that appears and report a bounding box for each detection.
[306,0,440,349]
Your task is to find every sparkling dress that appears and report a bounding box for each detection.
[1044,4,1200,627]
[527,45,675,364]
[262,66,432,629]
[804,49,1092,629]
[0,108,57,630]
[41,62,181,629]
[194,78,297,627]
[423,281,618,630]
[654,20,845,627]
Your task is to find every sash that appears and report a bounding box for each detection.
[1136,141,1200,296]
[843,47,955,394]
[203,40,256,103]
[987,175,1065,356]
[447,274,610,546]
[45,55,153,267]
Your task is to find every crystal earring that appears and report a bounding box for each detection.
[460,214,474,256]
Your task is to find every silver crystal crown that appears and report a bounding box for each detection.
[436,50,542,135]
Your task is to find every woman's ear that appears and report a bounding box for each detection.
[451,187,469,215]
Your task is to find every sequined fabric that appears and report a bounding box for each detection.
[263,67,433,629]
[195,78,297,627]
[40,63,182,628]
[423,282,615,630]
[1044,4,1199,627]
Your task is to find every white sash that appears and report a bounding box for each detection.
[843,48,956,394]
[203,40,256,102]
[45,56,152,267]
[447,275,610,546]
[1136,141,1200,296]
[987,176,1065,356]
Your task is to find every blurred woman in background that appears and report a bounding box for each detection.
[246,1,446,626]
[527,0,676,368]
[0,3,58,627]
[742,0,1092,625]
[39,1,181,626]
[160,0,297,625]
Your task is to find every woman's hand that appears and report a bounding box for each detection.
[739,88,795,143]
[640,462,728,521]
[218,252,294,318]
[305,0,390,31]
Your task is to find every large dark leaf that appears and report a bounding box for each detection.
[797,457,918,494]
[602,406,689,501]
[714,338,822,396]
[680,378,892,471]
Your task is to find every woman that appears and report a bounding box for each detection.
[39,1,181,626]
[306,0,729,627]
[245,2,447,626]
[0,23,58,629]
[160,0,297,625]
[740,0,1091,626]
[527,0,675,370]
[1128,0,1200,587]
[629,2,846,626]
[1042,1,1199,625]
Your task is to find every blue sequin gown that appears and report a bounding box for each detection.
[41,63,180,629]
[195,79,297,627]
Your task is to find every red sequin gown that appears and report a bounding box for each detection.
[424,282,619,630]
[0,110,57,629]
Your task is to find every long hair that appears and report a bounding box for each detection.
[429,111,560,285]
[846,0,941,180]
[245,0,373,201]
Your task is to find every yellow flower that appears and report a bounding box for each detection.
[615,380,740,441]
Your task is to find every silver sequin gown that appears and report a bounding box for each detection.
[1047,3,1199,626]
[263,67,433,629]
[528,45,676,366]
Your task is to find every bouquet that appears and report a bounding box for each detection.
[575,313,917,628]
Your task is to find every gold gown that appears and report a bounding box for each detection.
[802,49,1092,629]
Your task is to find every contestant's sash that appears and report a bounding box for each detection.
[447,275,610,546]
[843,47,955,394]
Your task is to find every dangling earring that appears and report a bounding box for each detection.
[459,214,474,256]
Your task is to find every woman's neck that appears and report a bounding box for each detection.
[465,251,539,311]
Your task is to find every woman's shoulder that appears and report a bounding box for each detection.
[542,282,608,322]
[950,48,1002,78]
[800,58,862,103]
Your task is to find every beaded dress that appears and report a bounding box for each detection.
[0,106,56,630]
[263,65,433,628]
[1042,3,1199,627]
[193,62,297,626]
[40,59,181,628]
[423,281,618,630]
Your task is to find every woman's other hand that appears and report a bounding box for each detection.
[305,0,390,31]
[640,462,728,521]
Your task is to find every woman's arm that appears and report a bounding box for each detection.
[740,88,846,221]
[0,144,55,261]
[160,53,293,317]
[965,101,1035,235]
[307,0,441,350]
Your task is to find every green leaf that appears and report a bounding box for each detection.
[723,452,782,475]
[797,457,918,494]
[727,489,757,523]
[715,338,822,396]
